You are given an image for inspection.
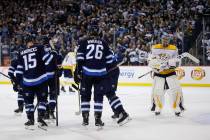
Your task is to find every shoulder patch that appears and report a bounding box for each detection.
[152,44,162,49]
[152,44,177,50]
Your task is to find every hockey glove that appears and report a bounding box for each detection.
[73,71,81,84]
[73,66,82,84]
[12,82,22,92]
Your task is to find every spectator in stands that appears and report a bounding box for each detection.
[0,0,208,66]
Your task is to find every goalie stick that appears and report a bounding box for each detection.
[178,52,200,64]
[138,52,200,79]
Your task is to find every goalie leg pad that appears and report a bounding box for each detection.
[152,76,166,111]
[166,75,183,112]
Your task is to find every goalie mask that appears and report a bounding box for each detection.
[161,33,170,47]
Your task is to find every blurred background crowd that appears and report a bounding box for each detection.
[0,0,210,66]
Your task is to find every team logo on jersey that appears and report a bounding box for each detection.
[191,67,205,80]
[175,67,185,80]
[159,53,169,61]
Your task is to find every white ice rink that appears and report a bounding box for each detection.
[0,85,210,140]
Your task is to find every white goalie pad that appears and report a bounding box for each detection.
[152,76,165,95]
[166,75,183,111]
[152,76,166,110]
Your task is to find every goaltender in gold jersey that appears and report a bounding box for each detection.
[60,51,76,93]
[148,33,185,116]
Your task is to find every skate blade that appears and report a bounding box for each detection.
[38,123,48,131]
[96,125,103,131]
[155,112,161,116]
[46,119,55,124]
[25,125,35,130]
[118,117,132,126]
[181,108,186,112]
[175,112,182,117]
[112,117,118,122]
[82,124,88,130]
[14,112,23,116]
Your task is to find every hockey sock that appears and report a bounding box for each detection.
[109,96,124,114]
[94,101,103,113]
[81,101,90,112]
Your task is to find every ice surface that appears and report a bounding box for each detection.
[0,85,210,140]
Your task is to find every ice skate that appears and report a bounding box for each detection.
[111,112,119,120]
[155,112,161,115]
[95,112,104,130]
[38,118,48,131]
[95,118,104,130]
[117,111,131,126]
[69,87,75,93]
[82,112,89,126]
[151,103,156,111]
[14,107,23,115]
[25,119,35,130]
[61,86,66,93]
[175,112,181,117]
[179,102,185,111]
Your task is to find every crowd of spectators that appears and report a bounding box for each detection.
[202,33,210,61]
[0,0,209,66]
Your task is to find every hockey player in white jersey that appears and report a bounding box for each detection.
[148,33,185,116]
[60,51,76,93]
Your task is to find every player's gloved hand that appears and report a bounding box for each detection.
[57,65,63,77]
[12,82,22,92]
[74,73,81,84]
[12,83,19,92]
[73,68,82,84]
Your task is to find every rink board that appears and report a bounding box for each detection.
[0,66,210,87]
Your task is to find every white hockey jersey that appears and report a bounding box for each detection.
[149,43,178,75]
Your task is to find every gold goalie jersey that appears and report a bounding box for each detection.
[62,52,76,72]
[149,44,178,75]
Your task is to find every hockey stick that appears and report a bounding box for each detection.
[138,52,199,79]
[55,58,59,126]
[178,52,200,64]
[108,57,127,73]
[0,72,23,92]
[0,72,11,79]
[0,72,43,114]
[72,83,81,115]
[138,71,151,79]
